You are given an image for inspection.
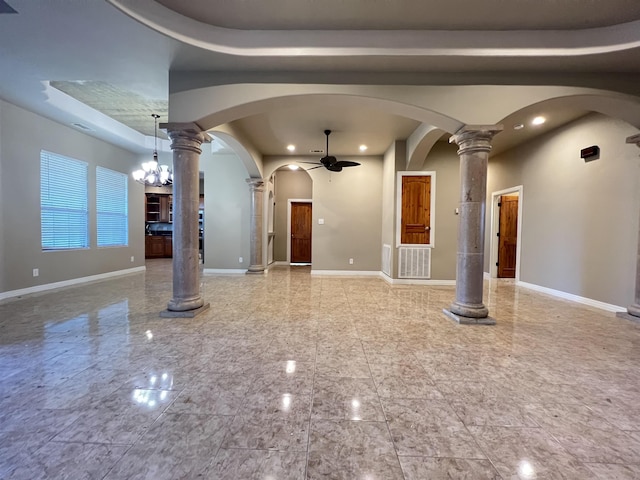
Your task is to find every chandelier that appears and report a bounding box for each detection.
[132,113,173,186]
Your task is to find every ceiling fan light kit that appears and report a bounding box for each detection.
[304,130,361,172]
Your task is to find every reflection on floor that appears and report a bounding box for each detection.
[1,259,640,479]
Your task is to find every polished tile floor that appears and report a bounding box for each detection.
[1,259,640,479]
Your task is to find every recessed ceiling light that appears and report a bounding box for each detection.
[288,164,299,170]
[513,123,524,130]
[532,116,546,126]
[359,145,368,152]
[286,144,295,152]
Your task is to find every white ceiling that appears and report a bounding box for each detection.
[0,0,638,158]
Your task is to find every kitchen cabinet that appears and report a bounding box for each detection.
[145,194,172,223]
[145,235,172,258]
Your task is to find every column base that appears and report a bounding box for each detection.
[160,303,210,318]
[167,295,205,312]
[246,266,265,274]
[616,305,640,323]
[443,308,496,325]
[627,303,640,317]
[448,301,489,318]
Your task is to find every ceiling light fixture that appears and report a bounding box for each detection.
[359,145,368,152]
[532,116,546,126]
[513,123,525,130]
[287,144,296,152]
[288,164,300,170]
[132,114,173,187]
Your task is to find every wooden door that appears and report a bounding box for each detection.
[291,202,312,263]
[498,195,518,278]
[401,176,431,244]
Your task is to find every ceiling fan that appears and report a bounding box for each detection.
[304,130,361,172]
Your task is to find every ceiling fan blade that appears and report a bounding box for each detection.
[320,155,337,166]
[301,161,321,165]
[306,165,324,170]
[333,161,360,168]
[327,165,343,172]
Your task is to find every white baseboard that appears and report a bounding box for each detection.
[517,280,626,313]
[311,270,380,277]
[484,272,491,280]
[203,268,246,275]
[0,266,146,302]
[380,272,456,285]
[310,270,456,285]
[384,277,456,286]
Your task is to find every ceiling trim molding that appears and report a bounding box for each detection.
[109,0,640,57]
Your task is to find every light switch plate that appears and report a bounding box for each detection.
[318,218,325,225]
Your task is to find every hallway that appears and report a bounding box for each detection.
[1,260,640,479]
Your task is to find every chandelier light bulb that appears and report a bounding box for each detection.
[132,113,173,187]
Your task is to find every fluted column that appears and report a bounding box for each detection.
[443,125,502,325]
[618,133,640,321]
[160,123,210,317]
[246,178,265,274]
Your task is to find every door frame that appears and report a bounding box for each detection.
[395,171,436,248]
[287,198,313,265]
[489,185,523,280]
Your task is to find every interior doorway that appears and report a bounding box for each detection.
[490,186,523,279]
[288,199,312,265]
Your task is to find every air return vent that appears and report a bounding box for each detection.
[398,246,431,279]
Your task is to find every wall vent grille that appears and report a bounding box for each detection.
[398,246,431,279]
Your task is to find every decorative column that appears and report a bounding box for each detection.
[160,123,210,317]
[618,133,640,322]
[443,124,502,325]
[246,178,265,274]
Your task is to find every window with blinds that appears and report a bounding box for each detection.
[40,151,89,250]
[96,166,128,247]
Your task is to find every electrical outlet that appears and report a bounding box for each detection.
[349,258,354,265]
[239,257,243,263]
[33,268,39,277]
[130,256,135,262]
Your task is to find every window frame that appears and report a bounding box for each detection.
[40,150,89,251]
[96,166,129,248]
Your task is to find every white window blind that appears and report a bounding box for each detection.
[40,151,88,250]
[96,166,128,247]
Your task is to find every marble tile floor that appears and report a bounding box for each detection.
[1,259,640,479]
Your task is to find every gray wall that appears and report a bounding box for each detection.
[201,152,251,269]
[486,113,640,307]
[0,100,4,292]
[0,99,145,294]
[311,156,383,271]
[422,141,460,280]
[273,169,312,262]
[381,141,402,277]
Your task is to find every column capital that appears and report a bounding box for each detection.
[626,133,640,149]
[161,122,209,155]
[450,124,503,155]
[246,177,265,191]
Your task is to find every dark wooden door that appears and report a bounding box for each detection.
[291,202,312,263]
[401,176,431,244]
[498,195,518,278]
